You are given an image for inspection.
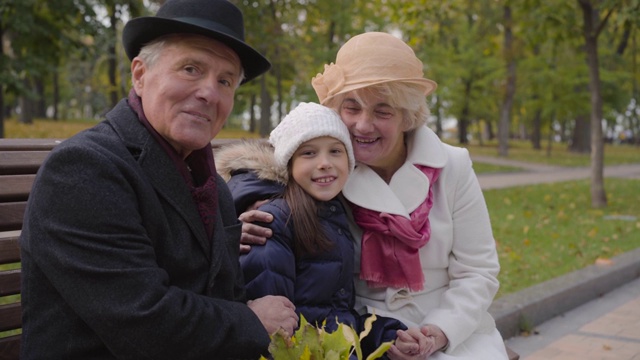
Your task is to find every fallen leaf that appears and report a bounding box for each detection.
[595,257,613,266]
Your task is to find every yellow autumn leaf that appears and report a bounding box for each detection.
[522,225,529,234]
[587,228,598,237]
[556,210,567,220]
[360,313,376,340]
[595,257,613,266]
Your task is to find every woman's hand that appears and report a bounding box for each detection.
[387,325,448,360]
[238,204,273,253]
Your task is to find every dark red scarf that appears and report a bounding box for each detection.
[128,89,218,240]
[350,165,441,291]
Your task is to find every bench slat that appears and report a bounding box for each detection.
[0,152,50,176]
[0,233,20,264]
[0,303,22,332]
[0,335,20,360]
[0,138,62,151]
[0,175,35,202]
[0,202,27,232]
[0,270,20,297]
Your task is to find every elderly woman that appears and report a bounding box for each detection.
[238,32,508,360]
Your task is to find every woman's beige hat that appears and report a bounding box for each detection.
[312,32,437,105]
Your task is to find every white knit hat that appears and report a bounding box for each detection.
[269,102,355,173]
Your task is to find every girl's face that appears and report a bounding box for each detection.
[338,90,407,175]
[291,136,350,201]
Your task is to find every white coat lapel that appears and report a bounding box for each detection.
[342,126,448,218]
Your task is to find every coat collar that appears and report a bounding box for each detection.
[342,126,447,218]
[105,99,211,258]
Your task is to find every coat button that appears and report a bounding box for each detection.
[330,205,337,212]
[338,228,343,235]
[338,288,346,295]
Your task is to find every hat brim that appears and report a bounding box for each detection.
[122,17,270,84]
[320,78,437,105]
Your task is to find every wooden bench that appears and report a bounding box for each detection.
[0,138,64,359]
[0,137,518,360]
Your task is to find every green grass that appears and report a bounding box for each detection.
[486,178,640,298]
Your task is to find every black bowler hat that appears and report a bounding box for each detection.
[122,0,270,83]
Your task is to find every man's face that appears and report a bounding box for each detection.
[131,35,242,158]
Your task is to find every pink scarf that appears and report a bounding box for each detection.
[350,165,441,291]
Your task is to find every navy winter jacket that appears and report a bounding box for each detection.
[242,195,360,331]
[215,141,406,357]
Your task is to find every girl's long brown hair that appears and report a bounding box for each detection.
[283,172,333,258]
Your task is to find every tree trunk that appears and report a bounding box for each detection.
[546,115,555,157]
[108,6,119,108]
[433,95,443,138]
[35,77,46,118]
[474,119,483,146]
[531,108,542,150]
[486,120,494,141]
[0,24,4,138]
[53,71,59,120]
[18,78,34,124]
[259,75,272,138]
[578,0,607,208]
[458,80,472,144]
[569,115,590,152]
[249,94,256,133]
[498,4,516,157]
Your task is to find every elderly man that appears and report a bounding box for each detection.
[19,0,297,358]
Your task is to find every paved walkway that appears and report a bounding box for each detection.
[472,155,640,189]
[471,156,640,360]
[505,277,640,359]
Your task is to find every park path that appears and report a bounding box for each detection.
[472,155,640,189]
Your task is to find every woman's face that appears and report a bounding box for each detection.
[338,90,407,173]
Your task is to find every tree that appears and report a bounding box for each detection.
[577,0,615,208]
[498,3,516,156]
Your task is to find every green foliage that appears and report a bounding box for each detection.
[260,314,393,360]
[3,0,640,142]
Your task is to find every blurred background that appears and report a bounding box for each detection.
[2,0,639,149]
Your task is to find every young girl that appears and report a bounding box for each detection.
[216,102,405,357]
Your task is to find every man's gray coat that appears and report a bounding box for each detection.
[20,99,270,359]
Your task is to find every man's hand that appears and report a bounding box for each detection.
[238,207,273,253]
[247,295,298,337]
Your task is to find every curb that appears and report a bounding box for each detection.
[489,247,640,339]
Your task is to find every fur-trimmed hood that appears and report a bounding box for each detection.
[215,139,288,184]
[214,139,287,217]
